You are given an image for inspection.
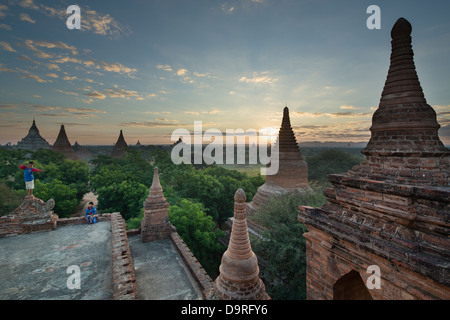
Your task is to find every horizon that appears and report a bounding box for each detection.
[1,1,449,146]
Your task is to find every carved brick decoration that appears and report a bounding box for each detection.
[140,167,173,243]
[52,124,78,160]
[111,130,128,159]
[0,197,58,237]
[214,188,270,300]
[298,18,450,300]
[247,106,310,217]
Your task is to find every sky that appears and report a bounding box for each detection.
[0,0,449,146]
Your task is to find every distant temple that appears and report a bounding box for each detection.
[52,124,77,160]
[298,18,450,300]
[111,130,128,158]
[16,119,51,151]
[247,106,310,217]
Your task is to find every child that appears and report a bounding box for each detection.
[85,202,97,224]
[19,161,41,198]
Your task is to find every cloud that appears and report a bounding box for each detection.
[21,73,50,83]
[0,64,15,73]
[16,1,129,38]
[85,91,107,100]
[293,111,371,118]
[221,3,235,14]
[27,105,61,111]
[20,13,35,23]
[340,105,359,110]
[120,121,184,128]
[157,64,173,72]
[63,75,78,81]
[177,68,188,76]
[46,63,60,71]
[239,72,278,85]
[100,61,136,76]
[46,73,59,78]
[0,41,16,52]
[17,55,40,65]
[81,9,130,38]
[65,107,106,114]
[0,4,9,19]
[0,24,12,30]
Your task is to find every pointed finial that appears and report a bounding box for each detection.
[391,17,412,40]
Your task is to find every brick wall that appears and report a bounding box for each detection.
[110,212,139,300]
[170,232,215,299]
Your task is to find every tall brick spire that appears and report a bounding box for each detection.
[111,130,128,158]
[355,17,449,186]
[247,106,310,217]
[363,18,448,159]
[214,188,269,300]
[52,124,77,160]
[298,18,450,300]
[141,167,172,242]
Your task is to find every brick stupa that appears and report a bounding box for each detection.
[141,167,173,243]
[214,188,269,300]
[111,130,128,159]
[52,124,77,160]
[247,106,310,217]
[298,18,450,300]
[16,119,51,151]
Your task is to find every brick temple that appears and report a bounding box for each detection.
[16,119,51,151]
[111,130,129,158]
[52,124,78,160]
[298,18,450,300]
[247,106,310,218]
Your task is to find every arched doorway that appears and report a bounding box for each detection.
[333,270,373,300]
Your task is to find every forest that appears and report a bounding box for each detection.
[0,146,363,299]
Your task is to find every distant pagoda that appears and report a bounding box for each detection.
[52,124,77,160]
[16,119,51,151]
[246,106,310,217]
[111,130,128,158]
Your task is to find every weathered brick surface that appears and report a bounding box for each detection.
[110,212,138,300]
[0,197,57,238]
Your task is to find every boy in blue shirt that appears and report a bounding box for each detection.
[19,161,41,198]
[85,202,97,224]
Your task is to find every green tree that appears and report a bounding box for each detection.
[252,190,326,300]
[306,149,362,183]
[34,179,78,218]
[169,199,226,278]
[0,183,26,215]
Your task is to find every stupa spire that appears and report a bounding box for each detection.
[111,129,128,158]
[52,124,77,160]
[246,106,310,218]
[141,167,172,242]
[214,188,269,300]
[355,17,449,186]
[363,18,447,159]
